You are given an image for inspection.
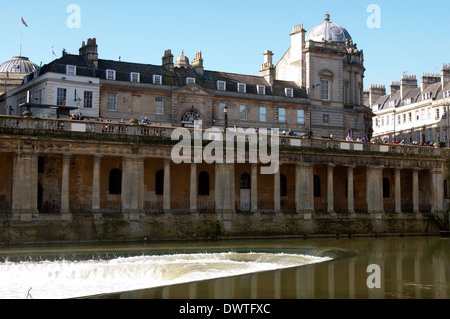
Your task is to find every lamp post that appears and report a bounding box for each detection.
[223,105,228,132]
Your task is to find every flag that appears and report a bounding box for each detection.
[21,16,28,27]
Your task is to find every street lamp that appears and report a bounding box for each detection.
[223,105,228,132]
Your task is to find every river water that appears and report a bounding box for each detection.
[0,236,448,299]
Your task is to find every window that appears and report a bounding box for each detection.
[436,108,441,120]
[219,103,227,119]
[408,112,412,122]
[107,93,118,111]
[130,72,140,83]
[35,89,43,104]
[238,83,246,93]
[321,80,329,100]
[397,115,401,125]
[217,81,226,91]
[436,130,440,142]
[383,178,390,198]
[422,92,431,100]
[444,90,450,98]
[155,170,164,195]
[260,107,267,122]
[84,91,93,109]
[153,75,162,85]
[386,114,390,126]
[198,172,210,196]
[389,100,397,107]
[427,129,432,141]
[257,85,265,95]
[444,130,448,143]
[106,69,116,80]
[280,175,287,197]
[403,114,406,124]
[155,97,164,114]
[421,109,425,120]
[57,88,67,106]
[240,173,251,189]
[381,116,384,126]
[285,88,293,97]
[186,77,196,85]
[109,169,122,195]
[314,175,321,198]
[297,110,305,125]
[278,108,286,123]
[415,111,420,121]
[240,105,247,120]
[66,65,76,76]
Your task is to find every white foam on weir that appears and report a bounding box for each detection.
[0,252,332,299]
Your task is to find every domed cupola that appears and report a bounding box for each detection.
[0,56,38,74]
[174,50,191,69]
[306,13,352,44]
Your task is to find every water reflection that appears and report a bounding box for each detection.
[87,237,450,299]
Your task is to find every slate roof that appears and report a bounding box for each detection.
[36,54,307,99]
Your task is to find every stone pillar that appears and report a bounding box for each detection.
[327,164,335,214]
[11,152,39,221]
[431,168,444,215]
[347,165,355,215]
[412,169,420,214]
[366,165,384,214]
[163,158,171,213]
[251,164,258,213]
[190,163,198,213]
[274,167,281,213]
[92,155,102,215]
[122,156,145,219]
[395,169,402,214]
[296,163,314,217]
[60,154,72,220]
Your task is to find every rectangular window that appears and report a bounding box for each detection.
[260,106,267,122]
[444,90,450,98]
[422,92,431,100]
[279,108,286,123]
[389,100,397,107]
[155,97,164,114]
[427,129,432,141]
[186,77,196,85]
[66,65,76,76]
[238,83,246,93]
[297,110,305,125]
[408,112,412,122]
[153,75,162,85]
[436,108,440,120]
[415,111,419,121]
[57,88,67,106]
[403,114,406,124]
[421,109,425,120]
[397,115,401,125]
[321,80,329,100]
[436,130,440,142]
[217,81,226,91]
[107,93,117,111]
[285,88,293,97]
[257,85,265,95]
[106,69,116,80]
[240,105,247,120]
[84,91,93,109]
[386,114,390,126]
[130,72,140,83]
[35,89,43,104]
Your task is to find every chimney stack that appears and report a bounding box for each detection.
[442,64,450,89]
[260,50,275,85]
[400,74,417,98]
[421,73,440,91]
[390,81,400,95]
[367,84,386,107]
[192,50,204,76]
[79,38,98,68]
[162,49,174,72]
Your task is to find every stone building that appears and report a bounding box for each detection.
[366,65,450,145]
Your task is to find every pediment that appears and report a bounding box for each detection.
[173,83,214,96]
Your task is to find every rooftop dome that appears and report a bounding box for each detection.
[306,13,352,44]
[0,56,38,74]
[174,50,191,69]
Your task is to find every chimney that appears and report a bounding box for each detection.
[421,73,440,91]
[162,49,174,72]
[390,81,400,95]
[400,74,417,98]
[260,50,275,85]
[290,23,306,86]
[192,50,204,76]
[367,84,386,107]
[79,38,98,68]
[442,64,450,88]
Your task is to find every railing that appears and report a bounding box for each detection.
[0,115,447,157]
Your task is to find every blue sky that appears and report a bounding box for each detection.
[2,0,449,90]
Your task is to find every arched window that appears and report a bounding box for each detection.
[383,177,390,198]
[240,173,251,189]
[199,171,210,196]
[280,174,287,197]
[109,169,122,195]
[314,175,321,198]
[155,170,164,195]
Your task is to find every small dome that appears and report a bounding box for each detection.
[306,13,352,44]
[175,50,191,69]
[0,56,38,74]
